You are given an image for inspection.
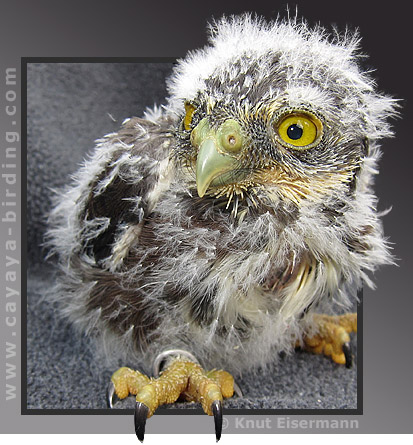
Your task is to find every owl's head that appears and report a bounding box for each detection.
[167,14,397,215]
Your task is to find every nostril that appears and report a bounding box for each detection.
[219,119,243,154]
[221,131,242,153]
[228,135,237,146]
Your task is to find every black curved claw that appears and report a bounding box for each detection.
[233,381,243,398]
[134,401,149,442]
[343,341,353,369]
[107,381,116,409]
[211,400,223,442]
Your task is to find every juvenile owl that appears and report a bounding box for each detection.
[47,14,396,441]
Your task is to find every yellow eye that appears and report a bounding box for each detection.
[183,102,196,131]
[276,112,323,149]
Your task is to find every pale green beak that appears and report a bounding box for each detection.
[196,139,239,197]
[193,118,247,197]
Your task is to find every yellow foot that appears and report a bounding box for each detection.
[108,354,235,442]
[302,313,357,368]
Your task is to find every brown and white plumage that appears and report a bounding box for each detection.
[47,14,396,377]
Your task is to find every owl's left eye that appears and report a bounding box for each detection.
[183,102,197,131]
[275,112,323,149]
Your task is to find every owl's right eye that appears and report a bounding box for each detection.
[183,102,197,131]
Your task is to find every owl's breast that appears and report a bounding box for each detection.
[128,196,316,331]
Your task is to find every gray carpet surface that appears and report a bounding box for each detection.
[26,63,358,412]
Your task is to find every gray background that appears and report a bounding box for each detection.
[0,0,412,436]
[25,61,358,414]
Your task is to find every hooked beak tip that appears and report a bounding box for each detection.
[197,188,206,198]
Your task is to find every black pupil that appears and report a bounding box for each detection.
[287,124,303,140]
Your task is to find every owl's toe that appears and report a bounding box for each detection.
[302,312,357,367]
[108,366,151,405]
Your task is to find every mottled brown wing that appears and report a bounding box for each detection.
[79,117,168,265]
